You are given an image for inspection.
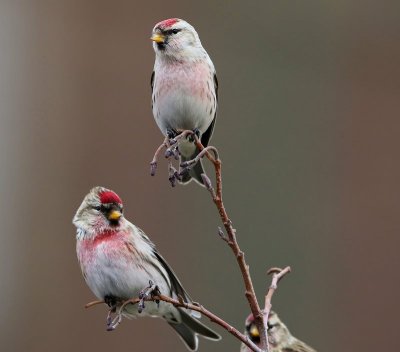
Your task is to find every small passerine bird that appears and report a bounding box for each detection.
[240,311,317,352]
[150,18,218,186]
[73,186,220,350]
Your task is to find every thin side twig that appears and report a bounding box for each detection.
[85,300,104,308]
[180,146,219,168]
[263,266,291,349]
[150,136,169,176]
[264,266,291,312]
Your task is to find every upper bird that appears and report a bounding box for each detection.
[150,18,218,186]
[240,311,317,352]
[73,187,220,350]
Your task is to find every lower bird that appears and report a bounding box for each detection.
[241,311,317,352]
[73,186,220,350]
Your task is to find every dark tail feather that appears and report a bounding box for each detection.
[179,152,205,186]
[179,308,221,341]
[168,321,198,351]
[168,309,221,351]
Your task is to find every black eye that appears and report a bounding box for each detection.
[93,206,101,211]
[166,28,181,35]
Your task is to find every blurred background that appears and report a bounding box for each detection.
[1,0,399,351]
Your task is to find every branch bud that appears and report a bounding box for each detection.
[150,161,157,176]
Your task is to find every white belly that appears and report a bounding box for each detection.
[152,60,216,136]
[79,242,170,302]
[82,250,178,319]
[153,90,213,134]
[86,260,169,300]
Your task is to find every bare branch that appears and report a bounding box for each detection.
[264,266,291,312]
[188,134,268,350]
[148,132,294,351]
[201,173,216,198]
[150,137,169,176]
[85,300,104,309]
[85,295,263,352]
[262,266,291,350]
[180,146,219,168]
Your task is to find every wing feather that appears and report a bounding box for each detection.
[136,226,193,303]
[201,73,218,147]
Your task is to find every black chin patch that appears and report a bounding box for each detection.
[109,219,120,227]
[250,334,260,344]
[247,324,260,343]
[157,42,166,50]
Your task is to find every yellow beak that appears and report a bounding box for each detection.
[150,33,165,44]
[250,325,260,338]
[108,210,122,221]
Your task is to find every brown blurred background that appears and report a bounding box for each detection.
[1,1,399,351]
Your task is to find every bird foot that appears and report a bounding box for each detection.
[104,294,118,308]
[166,128,178,139]
[103,295,118,327]
[104,295,137,331]
[138,280,161,313]
[188,128,200,142]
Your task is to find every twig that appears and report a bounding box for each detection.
[149,132,292,351]
[85,300,104,308]
[189,134,268,351]
[85,295,263,352]
[265,266,291,312]
[150,131,193,181]
[263,266,291,349]
[150,137,169,176]
[180,146,219,168]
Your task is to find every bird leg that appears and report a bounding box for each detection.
[168,162,183,187]
[164,135,180,159]
[152,129,202,185]
[166,128,178,139]
[103,295,121,330]
[188,128,201,142]
[106,281,161,331]
[138,280,161,313]
[173,145,180,160]
[104,294,118,308]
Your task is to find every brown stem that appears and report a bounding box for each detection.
[191,136,268,351]
[149,132,293,352]
[85,300,104,308]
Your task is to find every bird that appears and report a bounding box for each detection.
[240,311,317,352]
[150,18,218,186]
[73,186,220,350]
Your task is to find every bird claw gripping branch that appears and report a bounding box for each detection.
[104,281,162,331]
[138,280,161,313]
[168,163,183,187]
[151,131,202,187]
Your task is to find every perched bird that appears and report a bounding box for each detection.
[240,311,317,352]
[150,18,218,186]
[73,186,220,350]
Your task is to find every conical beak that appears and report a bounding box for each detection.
[150,33,165,44]
[250,325,260,338]
[108,210,122,221]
